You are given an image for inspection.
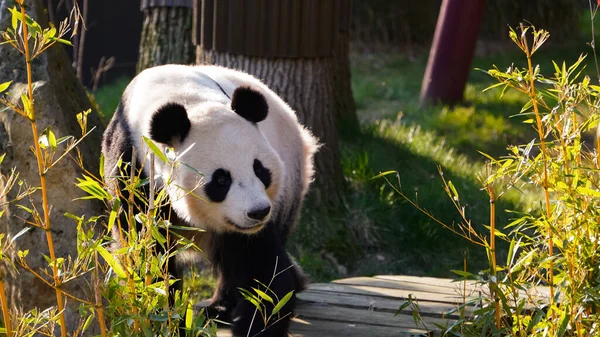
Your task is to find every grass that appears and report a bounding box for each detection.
[93,77,130,120]
[290,36,600,282]
[92,35,598,285]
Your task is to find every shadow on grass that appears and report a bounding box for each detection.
[291,122,520,282]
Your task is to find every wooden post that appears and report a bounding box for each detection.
[419,0,485,106]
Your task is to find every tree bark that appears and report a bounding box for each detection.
[197,46,350,206]
[332,31,359,131]
[137,6,195,73]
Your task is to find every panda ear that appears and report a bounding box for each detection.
[231,86,268,123]
[150,103,191,145]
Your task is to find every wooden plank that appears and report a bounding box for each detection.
[375,275,552,299]
[296,301,450,331]
[309,282,467,305]
[298,289,461,318]
[376,275,478,289]
[291,318,437,337]
[216,317,437,337]
[333,277,482,297]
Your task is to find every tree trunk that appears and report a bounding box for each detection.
[137,6,195,73]
[419,0,485,106]
[197,49,348,207]
[0,0,104,332]
[332,31,359,131]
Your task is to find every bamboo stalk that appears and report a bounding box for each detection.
[93,252,108,337]
[0,276,12,337]
[19,3,68,336]
[525,40,555,331]
[487,170,500,330]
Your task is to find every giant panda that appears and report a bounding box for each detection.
[101,64,318,337]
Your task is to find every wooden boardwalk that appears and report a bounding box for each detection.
[217,275,491,337]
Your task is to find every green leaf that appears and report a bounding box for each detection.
[253,288,274,304]
[0,81,11,94]
[107,199,120,232]
[21,94,32,117]
[142,136,168,163]
[576,186,600,197]
[0,153,5,165]
[9,7,18,30]
[185,301,193,330]
[76,175,111,200]
[450,270,474,279]
[96,245,127,278]
[149,314,169,322]
[23,13,42,35]
[520,100,533,113]
[49,37,72,46]
[395,301,412,316]
[557,312,570,336]
[271,291,294,316]
[240,291,261,311]
[82,312,94,332]
[447,181,459,201]
[99,155,105,179]
[43,26,57,41]
[41,127,57,149]
[370,170,397,180]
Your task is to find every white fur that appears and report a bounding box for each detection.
[122,65,318,233]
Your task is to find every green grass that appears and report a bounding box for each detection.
[290,37,600,282]
[92,37,599,285]
[93,77,130,122]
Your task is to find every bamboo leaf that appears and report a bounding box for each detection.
[185,301,193,330]
[450,270,474,279]
[370,170,397,180]
[21,94,32,118]
[96,244,127,278]
[142,136,167,163]
[253,288,274,304]
[107,199,120,232]
[271,291,294,316]
[0,81,11,94]
[9,7,18,30]
[82,312,94,332]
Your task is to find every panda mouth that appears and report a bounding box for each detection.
[225,217,265,232]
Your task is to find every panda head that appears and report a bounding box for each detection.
[148,86,283,234]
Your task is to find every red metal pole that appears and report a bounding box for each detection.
[420,0,486,107]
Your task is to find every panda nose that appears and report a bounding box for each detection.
[247,206,271,220]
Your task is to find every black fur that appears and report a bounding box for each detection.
[150,103,191,145]
[208,223,305,337]
[102,81,305,337]
[253,159,272,188]
[231,87,269,123]
[204,168,232,202]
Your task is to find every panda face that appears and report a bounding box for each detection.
[160,102,284,234]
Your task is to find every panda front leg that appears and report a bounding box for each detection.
[205,273,236,322]
[209,226,300,337]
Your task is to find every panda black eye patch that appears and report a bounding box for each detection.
[253,159,272,188]
[205,168,232,202]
